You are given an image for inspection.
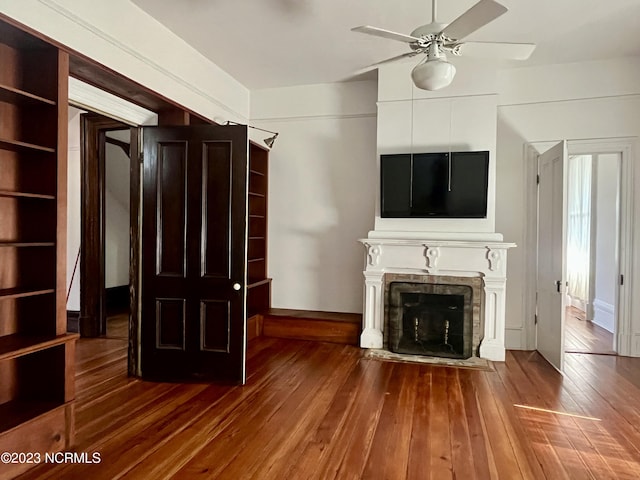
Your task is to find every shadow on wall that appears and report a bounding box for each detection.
[495,113,534,349]
[266,101,377,314]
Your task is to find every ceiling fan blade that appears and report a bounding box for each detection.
[351,26,419,44]
[459,41,536,60]
[440,0,508,41]
[373,51,423,65]
[355,51,423,75]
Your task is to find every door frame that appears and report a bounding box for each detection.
[524,138,635,356]
[79,113,130,337]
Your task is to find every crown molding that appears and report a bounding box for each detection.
[39,0,246,120]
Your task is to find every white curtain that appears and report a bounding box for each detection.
[566,155,592,302]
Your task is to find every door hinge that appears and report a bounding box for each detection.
[536,174,540,185]
[534,313,538,325]
[620,274,624,286]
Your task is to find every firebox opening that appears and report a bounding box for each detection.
[388,282,474,359]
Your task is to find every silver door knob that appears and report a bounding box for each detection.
[233,283,241,291]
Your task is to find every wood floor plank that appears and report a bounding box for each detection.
[474,371,536,479]
[360,363,417,480]
[223,345,360,479]
[500,352,592,478]
[428,366,454,479]
[247,345,362,480]
[117,341,315,480]
[456,369,493,479]
[491,354,572,479]
[512,351,626,479]
[563,354,640,476]
[509,352,617,479]
[319,359,394,480]
[173,342,349,479]
[275,357,384,480]
[406,366,433,480]
[12,331,640,480]
[564,308,615,354]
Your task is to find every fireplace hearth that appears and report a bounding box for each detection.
[388,282,473,359]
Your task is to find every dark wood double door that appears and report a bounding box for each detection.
[140,125,248,383]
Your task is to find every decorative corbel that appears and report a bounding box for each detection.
[424,246,441,270]
[487,248,502,272]
[366,243,381,267]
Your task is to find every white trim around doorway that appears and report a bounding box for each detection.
[523,137,635,356]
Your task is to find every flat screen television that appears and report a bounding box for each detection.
[380,151,489,218]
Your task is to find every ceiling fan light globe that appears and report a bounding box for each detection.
[411,60,456,90]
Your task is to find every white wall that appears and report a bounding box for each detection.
[0,0,249,122]
[105,141,130,288]
[496,57,640,350]
[251,81,378,313]
[372,57,640,351]
[375,61,500,238]
[593,153,620,332]
[66,107,83,311]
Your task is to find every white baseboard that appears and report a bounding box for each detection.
[505,328,525,350]
[360,328,383,349]
[619,333,638,357]
[569,295,586,311]
[479,340,506,362]
[593,299,615,333]
[633,335,640,357]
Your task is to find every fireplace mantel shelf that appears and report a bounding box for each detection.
[361,238,517,249]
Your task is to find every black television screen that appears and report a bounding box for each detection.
[380,151,489,218]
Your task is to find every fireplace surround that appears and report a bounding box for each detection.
[385,275,483,359]
[359,237,515,361]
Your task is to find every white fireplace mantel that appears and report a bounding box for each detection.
[359,237,516,361]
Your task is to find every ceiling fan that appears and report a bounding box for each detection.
[352,0,535,91]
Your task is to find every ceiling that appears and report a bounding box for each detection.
[132,0,640,90]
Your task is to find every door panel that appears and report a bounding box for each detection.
[156,142,187,277]
[141,125,248,383]
[200,300,231,352]
[537,141,567,371]
[156,298,186,350]
[201,142,232,279]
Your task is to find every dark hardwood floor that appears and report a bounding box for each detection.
[13,333,640,479]
[105,313,128,339]
[565,307,616,354]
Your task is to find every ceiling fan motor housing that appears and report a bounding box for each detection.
[410,22,448,39]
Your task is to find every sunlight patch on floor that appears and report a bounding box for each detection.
[513,404,601,421]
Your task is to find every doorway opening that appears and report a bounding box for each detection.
[67,108,134,336]
[79,113,131,339]
[65,107,136,394]
[103,128,132,339]
[563,153,620,355]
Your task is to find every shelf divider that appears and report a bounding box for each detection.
[0,333,78,362]
[0,83,57,106]
[0,287,55,300]
[0,138,55,153]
